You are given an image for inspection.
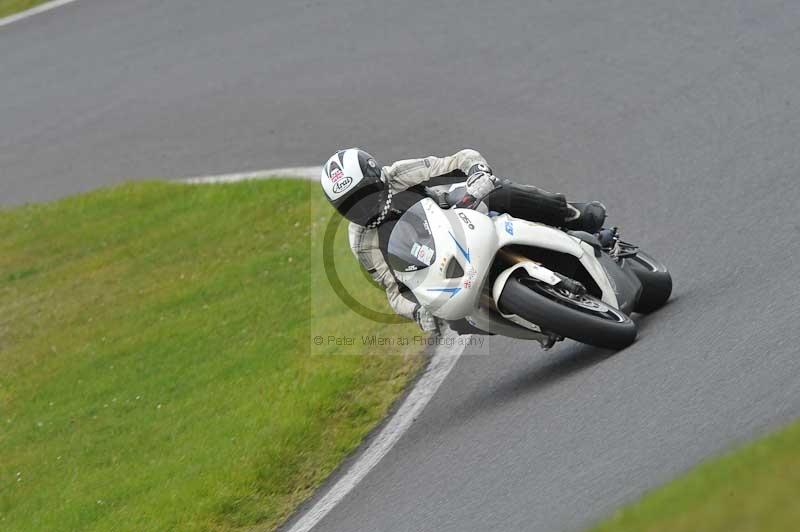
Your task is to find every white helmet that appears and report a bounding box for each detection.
[320,148,392,227]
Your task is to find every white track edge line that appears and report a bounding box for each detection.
[0,0,78,28]
[181,166,321,184]
[285,328,466,532]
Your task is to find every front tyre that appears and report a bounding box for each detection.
[498,276,638,350]
[626,251,672,313]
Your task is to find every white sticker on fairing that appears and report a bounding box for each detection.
[462,266,478,288]
[526,263,561,285]
[411,242,435,265]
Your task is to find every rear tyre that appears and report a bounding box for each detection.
[498,276,638,350]
[626,251,672,313]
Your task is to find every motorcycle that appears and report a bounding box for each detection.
[386,184,672,350]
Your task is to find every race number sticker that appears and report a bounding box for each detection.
[411,242,435,265]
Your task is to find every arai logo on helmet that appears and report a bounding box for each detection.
[328,165,354,194]
[332,176,353,193]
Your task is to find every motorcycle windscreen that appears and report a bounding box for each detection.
[387,201,437,273]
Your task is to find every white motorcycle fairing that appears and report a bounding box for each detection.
[390,198,622,338]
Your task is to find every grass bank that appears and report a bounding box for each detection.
[0,179,423,531]
[593,420,800,532]
[0,0,47,19]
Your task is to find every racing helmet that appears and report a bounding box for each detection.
[320,148,392,228]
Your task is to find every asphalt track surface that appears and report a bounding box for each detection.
[3,1,800,531]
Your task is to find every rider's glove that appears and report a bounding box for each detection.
[414,305,439,333]
[467,163,493,177]
[459,165,499,208]
[465,165,497,198]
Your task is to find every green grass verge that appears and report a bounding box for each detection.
[0,179,424,531]
[0,0,47,19]
[593,421,800,532]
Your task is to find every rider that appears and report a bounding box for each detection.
[320,148,608,332]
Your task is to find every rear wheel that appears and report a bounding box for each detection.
[498,276,638,349]
[626,251,672,313]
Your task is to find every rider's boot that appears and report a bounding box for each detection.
[564,201,607,233]
[538,332,563,351]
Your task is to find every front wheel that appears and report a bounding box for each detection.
[625,250,672,313]
[498,276,638,349]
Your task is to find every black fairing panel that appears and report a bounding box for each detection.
[596,254,642,315]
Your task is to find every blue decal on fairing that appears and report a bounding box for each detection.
[427,287,462,298]
[448,232,471,263]
[505,221,514,235]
